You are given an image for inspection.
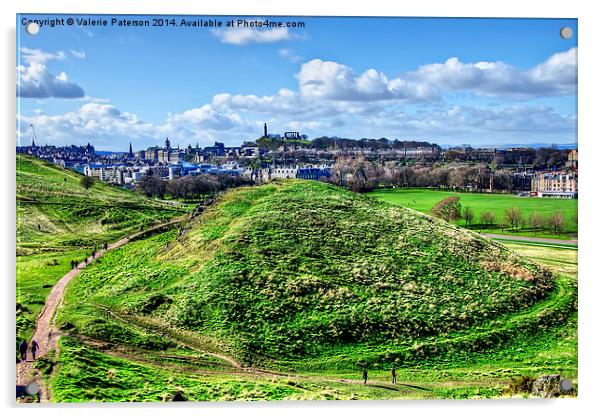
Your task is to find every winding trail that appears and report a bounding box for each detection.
[16,216,186,400]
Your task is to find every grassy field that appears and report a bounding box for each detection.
[46,180,577,401]
[368,188,578,239]
[16,155,189,345]
[16,249,89,343]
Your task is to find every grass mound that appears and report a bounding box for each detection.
[60,180,559,366]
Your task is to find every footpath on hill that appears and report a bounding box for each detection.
[15,216,187,402]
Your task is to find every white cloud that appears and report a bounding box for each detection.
[278,48,303,62]
[17,62,85,98]
[211,27,294,45]
[413,48,577,98]
[20,47,66,64]
[17,48,577,147]
[17,101,258,149]
[17,47,85,99]
[70,49,86,59]
[297,59,437,102]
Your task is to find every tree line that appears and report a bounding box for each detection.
[328,156,532,193]
[429,197,575,235]
[137,173,254,199]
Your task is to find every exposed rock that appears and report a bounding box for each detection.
[532,374,562,398]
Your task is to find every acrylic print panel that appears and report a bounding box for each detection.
[15,14,577,403]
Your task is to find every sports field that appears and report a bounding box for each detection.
[369,188,578,239]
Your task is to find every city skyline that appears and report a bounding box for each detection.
[17,15,577,151]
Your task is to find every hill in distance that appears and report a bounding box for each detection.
[61,180,570,371]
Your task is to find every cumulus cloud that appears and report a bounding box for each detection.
[413,48,577,98]
[17,48,577,147]
[17,101,258,149]
[17,63,85,98]
[211,27,294,45]
[17,47,85,99]
[297,59,437,102]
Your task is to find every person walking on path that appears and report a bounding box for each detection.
[30,339,39,360]
[391,366,397,384]
[362,368,368,385]
[18,340,28,362]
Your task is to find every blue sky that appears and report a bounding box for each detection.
[17,15,577,150]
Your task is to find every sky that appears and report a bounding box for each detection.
[16,15,578,151]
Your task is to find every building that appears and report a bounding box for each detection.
[170,151,185,163]
[297,167,331,180]
[531,171,578,198]
[284,131,301,140]
[203,142,226,157]
[83,164,126,185]
[566,149,578,171]
[271,167,298,179]
[145,147,159,161]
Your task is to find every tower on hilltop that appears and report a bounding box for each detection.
[264,123,268,138]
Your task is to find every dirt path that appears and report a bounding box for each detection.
[15,216,186,401]
[480,232,577,246]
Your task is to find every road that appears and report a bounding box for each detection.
[15,216,186,401]
[480,233,577,247]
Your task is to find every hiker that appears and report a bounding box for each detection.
[391,366,397,384]
[18,340,28,361]
[362,368,368,385]
[30,340,39,360]
[37,224,41,231]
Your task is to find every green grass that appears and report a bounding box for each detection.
[57,181,556,362]
[500,243,577,279]
[36,180,576,401]
[48,180,577,401]
[16,249,89,343]
[16,154,188,254]
[16,154,189,345]
[368,188,578,239]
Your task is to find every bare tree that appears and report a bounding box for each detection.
[430,196,462,222]
[462,206,474,227]
[504,207,523,232]
[548,211,566,235]
[480,211,496,229]
[528,212,545,235]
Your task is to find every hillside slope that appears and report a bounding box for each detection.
[16,154,185,253]
[16,154,187,342]
[59,180,561,368]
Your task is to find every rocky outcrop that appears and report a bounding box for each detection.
[532,375,562,398]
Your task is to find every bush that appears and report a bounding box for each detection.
[506,375,536,396]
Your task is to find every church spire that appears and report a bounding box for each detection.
[128,142,133,158]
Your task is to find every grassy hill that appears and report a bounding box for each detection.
[16,154,186,254]
[16,154,188,343]
[57,180,573,373]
